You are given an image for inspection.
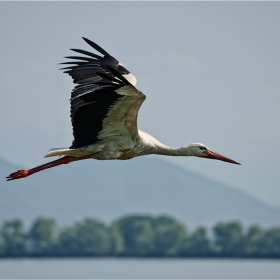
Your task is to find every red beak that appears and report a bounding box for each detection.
[202,150,241,165]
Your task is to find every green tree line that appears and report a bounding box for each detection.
[0,215,280,258]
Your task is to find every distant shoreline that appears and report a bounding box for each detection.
[1,215,280,259]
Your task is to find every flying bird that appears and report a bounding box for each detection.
[7,38,240,181]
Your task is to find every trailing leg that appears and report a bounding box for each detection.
[6,155,91,181]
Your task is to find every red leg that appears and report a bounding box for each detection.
[6,155,91,181]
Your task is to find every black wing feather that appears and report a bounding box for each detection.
[70,48,103,60]
[64,56,96,61]
[82,37,110,56]
[107,65,133,84]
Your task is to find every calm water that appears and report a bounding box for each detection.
[0,258,280,279]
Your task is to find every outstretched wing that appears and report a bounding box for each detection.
[61,38,146,149]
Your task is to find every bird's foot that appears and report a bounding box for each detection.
[6,170,30,181]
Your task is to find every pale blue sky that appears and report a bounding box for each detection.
[1,2,280,207]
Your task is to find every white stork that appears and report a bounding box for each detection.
[7,38,240,181]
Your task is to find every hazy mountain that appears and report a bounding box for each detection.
[1,156,280,229]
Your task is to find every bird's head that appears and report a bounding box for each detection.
[183,143,241,165]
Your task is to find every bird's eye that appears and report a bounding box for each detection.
[200,146,207,151]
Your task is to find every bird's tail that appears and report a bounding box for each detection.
[44,146,100,158]
[44,148,79,158]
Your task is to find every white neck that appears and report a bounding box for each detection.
[138,130,198,157]
[151,143,195,157]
